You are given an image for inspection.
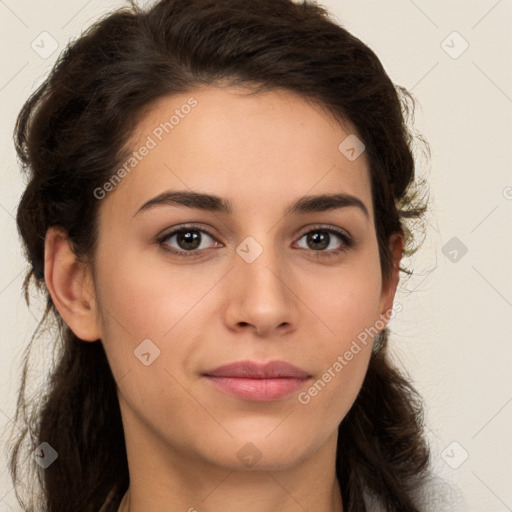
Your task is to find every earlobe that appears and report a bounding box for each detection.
[44,226,101,342]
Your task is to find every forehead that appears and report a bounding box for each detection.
[101,85,373,222]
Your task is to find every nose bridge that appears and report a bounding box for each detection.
[226,231,296,333]
[236,233,288,297]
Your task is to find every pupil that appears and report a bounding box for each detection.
[178,230,200,250]
[308,231,328,250]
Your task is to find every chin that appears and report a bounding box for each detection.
[198,431,315,472]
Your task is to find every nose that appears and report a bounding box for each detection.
[222,239,298,337]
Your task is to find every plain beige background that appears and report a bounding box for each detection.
[1,1,511,510]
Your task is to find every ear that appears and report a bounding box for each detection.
[378,232,404,324]
[44,226,101,342]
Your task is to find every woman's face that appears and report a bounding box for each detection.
[84,85,401,473]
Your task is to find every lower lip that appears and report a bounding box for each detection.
[204,376,310,401]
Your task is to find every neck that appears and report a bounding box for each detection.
[117,418,344,512]
[118,476,343,512]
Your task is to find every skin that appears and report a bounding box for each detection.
[44,85,403,512]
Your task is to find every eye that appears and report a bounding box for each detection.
[294,226,353,259]
[158,224,220,258]
[157,224,353,260]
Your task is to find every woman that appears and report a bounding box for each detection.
[7,0,443,510]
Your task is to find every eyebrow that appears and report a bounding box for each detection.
[134,190,369,219]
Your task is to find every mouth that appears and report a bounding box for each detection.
[201,360,312,401]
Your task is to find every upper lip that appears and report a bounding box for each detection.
[202,360,311,379]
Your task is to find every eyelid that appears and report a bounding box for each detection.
[295,224,351,240]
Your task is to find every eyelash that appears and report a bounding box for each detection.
[157,223,353,260]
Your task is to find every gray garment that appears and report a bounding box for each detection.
[362,474,468,511]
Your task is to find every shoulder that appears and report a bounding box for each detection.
[362,474,468,512]
[414,473,468,512]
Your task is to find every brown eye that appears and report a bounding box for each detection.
[172,229,203,251]
[158,225,219,257]
[295,227,352,259]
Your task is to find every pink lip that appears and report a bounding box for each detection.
[202,360,312,401]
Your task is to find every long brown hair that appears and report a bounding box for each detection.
[6,0,432,510]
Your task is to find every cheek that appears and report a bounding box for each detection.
[314,259,383,348]
[91,249,201,418]
[92,244,223,385]
[94,243,202,336]
[298,258,382,408]
[293,294,377,442]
